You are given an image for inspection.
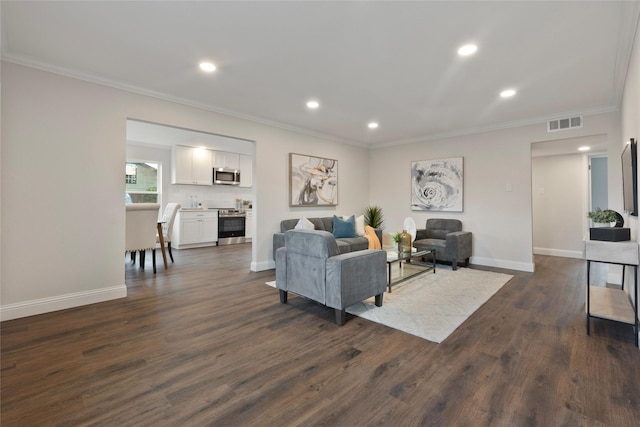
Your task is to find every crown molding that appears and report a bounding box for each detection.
[371,106,620,149]
[0,54,625,151]
[1,55,371,149]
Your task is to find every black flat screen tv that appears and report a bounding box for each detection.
[621,138,637,216]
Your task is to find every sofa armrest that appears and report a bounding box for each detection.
[445,231,472,260]
[275,247,287,289]
[273,232,285,260]
[415,228,427,241]
[325,250,386,309]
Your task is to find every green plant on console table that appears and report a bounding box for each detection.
[364,206,385,229]
[587,208,618,224]
[392,232,401,243]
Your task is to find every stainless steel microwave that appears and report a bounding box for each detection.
[213,168,240,185]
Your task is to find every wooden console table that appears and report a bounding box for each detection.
[585,239,639,347]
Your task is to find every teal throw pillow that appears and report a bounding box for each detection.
[333,215,356,238]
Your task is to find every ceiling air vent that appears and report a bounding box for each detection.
[548,116,582,132]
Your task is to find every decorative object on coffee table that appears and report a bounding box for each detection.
[398,229,412,254]
[391,232,401,250]
[403,217,417,242]
[588,208,630,241]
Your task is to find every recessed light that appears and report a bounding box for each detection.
[306,100,319,109]
[368,122,379,129]
[500,89,516,98]
[199,62,216,72]
[457,44,478,56]
[578,146,590,151]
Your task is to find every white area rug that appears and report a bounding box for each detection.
[267,266,513,343]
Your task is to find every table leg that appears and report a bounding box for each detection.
[157,223,169,269]
[432,250,436,273]
[586,261,591,336]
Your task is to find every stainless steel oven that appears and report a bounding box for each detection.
[218,209,246,245]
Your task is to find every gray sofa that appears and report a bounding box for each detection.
[276,229,386,325]
[273,217,382,260]
[413,218,472,270]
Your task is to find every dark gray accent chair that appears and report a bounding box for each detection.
[275,229,386,325]
[413,219,472,270]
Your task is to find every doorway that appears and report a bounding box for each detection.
[531,134,609,260]
[589,155,608,213]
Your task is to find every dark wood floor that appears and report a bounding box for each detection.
[2,244,639,426]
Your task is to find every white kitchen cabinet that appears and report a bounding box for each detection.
[239,154,253,188]
[172,145,213,185]
[245,209,253,242]
[172,209,218,248]
[212,150,240,170]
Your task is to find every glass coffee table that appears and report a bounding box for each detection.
[386,249,436,292]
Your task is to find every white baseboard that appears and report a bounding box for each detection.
[0,285,127,321]
[533,247,585,259]
[470,256,535,273]
[251,260,275,272]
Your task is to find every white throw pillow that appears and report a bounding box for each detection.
[294,217,315,230]
[343,214,365,236]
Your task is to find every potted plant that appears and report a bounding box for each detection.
[391,232,401,250]
[364,206,384,229]
[587,208,618,226]
[587,208,629,241]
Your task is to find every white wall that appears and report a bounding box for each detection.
[622,18,640,239]
[1,62,371,320]
[621,21,640,310]
[371,127,535,272]
[370,112,620,272]
[532,153,588,259]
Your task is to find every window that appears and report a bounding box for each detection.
[125,163,137,184]
[125,161,159,203]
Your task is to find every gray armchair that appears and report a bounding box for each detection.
[275,229,386,325]
[413,218,472,270]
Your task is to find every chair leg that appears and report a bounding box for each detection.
[452,260,458,270]
[279,289,288,304]
[152,249,156,274]
[130,251,136,264]
[168,242,174,263]
[375,293,383,307]
[335,309,346,326]
[140,250,145,269]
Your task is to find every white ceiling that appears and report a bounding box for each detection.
[2,1,639,149]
